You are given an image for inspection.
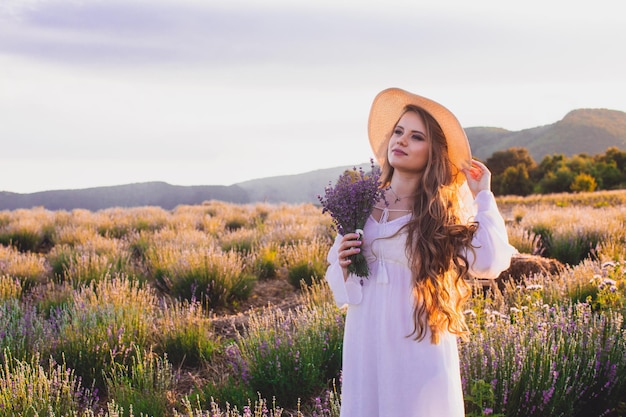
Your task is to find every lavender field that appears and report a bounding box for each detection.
[1,191,626,417]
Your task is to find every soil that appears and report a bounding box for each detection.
[210,277,304,340]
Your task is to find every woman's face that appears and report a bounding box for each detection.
[387,110,430,175]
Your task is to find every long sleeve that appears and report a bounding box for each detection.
[466,190,516,278]
[325,235,364,308]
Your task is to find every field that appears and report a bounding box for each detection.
[1,190,626,416]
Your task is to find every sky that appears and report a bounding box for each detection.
[1,0,625,194]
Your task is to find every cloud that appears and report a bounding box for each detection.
[1,1,213,65]
[0,0,511,69]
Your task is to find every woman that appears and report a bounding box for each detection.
[324,88,516,416]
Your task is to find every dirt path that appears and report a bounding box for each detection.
[210,278,303,340]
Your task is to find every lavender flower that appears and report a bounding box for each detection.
[318,159,385,278]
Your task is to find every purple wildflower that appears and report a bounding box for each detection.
[542,386,555,406]
[318,159,385,277]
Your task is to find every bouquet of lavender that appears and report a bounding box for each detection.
[318,159,385,278]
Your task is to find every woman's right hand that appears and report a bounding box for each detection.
[338,232,362,281]
[463,159,492,198]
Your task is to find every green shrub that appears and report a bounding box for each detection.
[48,244,75,277]
[51,276,158,391]
[48,244,133,286]
[105,347,176,417]
[157,299,218,368]
[0,228,42,253]
[464,379,504,417]
[570,173,597,192]
[0,245,50,289]
[0,299,50,361]
[229,303,344,409]
[531,223,603,266]
[192,376,257,413]
[30,281,75,319]
[287,261,326,288]
[150,247,255,308]
[252,245,279,280]
[225,219,245,232]
[128,232,151,262]
[220,229,258,254]
[283,239,329,289]
[460,301,626,417]
[0,350,98,416]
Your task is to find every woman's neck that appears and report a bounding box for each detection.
[387,172,421,205]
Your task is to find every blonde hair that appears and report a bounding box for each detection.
[380,105,477,344]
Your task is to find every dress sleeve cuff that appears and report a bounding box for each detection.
[467,190,517,278]
[474,190,497,212]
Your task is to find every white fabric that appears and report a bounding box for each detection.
[325,190,516,417]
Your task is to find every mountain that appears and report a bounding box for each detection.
[467,109,626,162]
[236,163,371,204]
[0,182,249,211]
[0,166,368,211]
[1,108,626,211]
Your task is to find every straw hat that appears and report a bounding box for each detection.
[368,88,472,183]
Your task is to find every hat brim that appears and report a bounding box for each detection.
[368,88,472,183]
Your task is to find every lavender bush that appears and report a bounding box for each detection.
[461,299,626,417]
[105,347,177,417]
[0,298,51,361]
[227,303,344,409]
[0,350,98,416]
[51,276,157,391]
[318,160,385,278]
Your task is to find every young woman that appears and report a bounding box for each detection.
[324,88,516,417]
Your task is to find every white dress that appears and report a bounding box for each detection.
[325,190,516,417]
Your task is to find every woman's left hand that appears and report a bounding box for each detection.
[463,159,492,197]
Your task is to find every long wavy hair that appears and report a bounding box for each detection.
[380,105,478,344]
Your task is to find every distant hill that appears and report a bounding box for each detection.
[236,163,370,204]
[1,108,625,211]
[0,182,249,211]
[0,166,368,211]
[467,108,626,162]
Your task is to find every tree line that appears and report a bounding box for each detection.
[486,146,626,196]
